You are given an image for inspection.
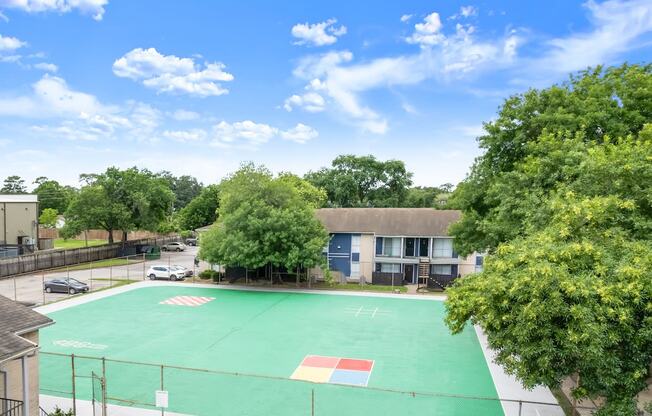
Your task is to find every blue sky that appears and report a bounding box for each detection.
[0,0,651,188]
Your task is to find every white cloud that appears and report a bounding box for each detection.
[0,0,109,20]
[212,120,278,148]
[163,128,206,142]
[291,18,347,46]
[450,6,478,20]
[171,109,200,121]
[283,91,325,112]
[0,75,164,142]
[113,48,234,97]
[211,120,319,148]
[0,34,26,51]
[280,123,318,144]
[287,17,519,133]
[406,12,444,46]
[400,14,413,23]
[532,0,652,74]
[33,62,58,72]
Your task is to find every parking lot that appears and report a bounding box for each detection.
[0,246,207,305]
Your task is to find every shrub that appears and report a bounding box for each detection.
[50,407,74,416]
[199,269,219,280]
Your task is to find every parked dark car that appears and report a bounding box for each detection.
[44,278,89,294]
[185,238,198,246]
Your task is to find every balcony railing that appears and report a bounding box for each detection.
[0,398,23,416]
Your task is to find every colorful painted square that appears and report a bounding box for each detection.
[301,355,340,368]
[336,358,374,372]
[329,369,371,386]
[291,355,374,386]
[290,366,334,383]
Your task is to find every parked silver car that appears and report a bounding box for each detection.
[161,242,187,252]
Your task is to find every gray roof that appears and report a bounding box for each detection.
[315,208,461,237]
[0,295,53,363]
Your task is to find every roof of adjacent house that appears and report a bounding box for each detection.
[0,295,53,363]
[0,194,38,203]
[315,208,461,237]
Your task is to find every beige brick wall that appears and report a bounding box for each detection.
[0,331,41,416]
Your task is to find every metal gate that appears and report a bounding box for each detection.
[91,372,107,416]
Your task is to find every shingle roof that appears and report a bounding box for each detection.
[315,208,461,237]
[0,295,53,363]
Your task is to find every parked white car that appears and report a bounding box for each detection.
[161,242,187,252]
[171,265,193,277]
[147,265,185,281]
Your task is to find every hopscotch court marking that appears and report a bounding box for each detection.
[343,306,392,318]
[290,355,374,387]
[159,295,215,307]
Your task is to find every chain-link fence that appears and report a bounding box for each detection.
[0,248,205,306]
[40,352,586,416]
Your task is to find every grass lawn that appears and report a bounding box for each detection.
[53,239,107,249]
[40,286,502,416]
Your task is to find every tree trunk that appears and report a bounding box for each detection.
[84,230,88,247]
[122,230,128,247]
[107,230,114,244]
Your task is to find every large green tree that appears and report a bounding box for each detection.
[449,64,652,255]
[445,64,652,414]
[176,184,220,231]
[305,155,413,207]
[157,171,204,210]
[1,175,27,194]
[200,164,329,276]
[65,168,174,243]
[64,185,131,244]
[33,177,76,215]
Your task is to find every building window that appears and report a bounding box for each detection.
[377,237,400,257]
[431,264,452,275]
[375,263,401,273]
[432,238,453,257]
[351,262,360,278]
[404,238,415,257]
[351,234,361,253]
[475,255,484,272]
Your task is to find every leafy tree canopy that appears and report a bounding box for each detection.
[39,208,59,229]
[176,184,220,231]
[1,175,27,194]
[200,164,329,272]
[156,171,203,210]
[403,186,453,208]
[445,108,652,412]
[65,167,174,243]
[33,177,77,215]
[449,64,652,255]
[305,155,413,207]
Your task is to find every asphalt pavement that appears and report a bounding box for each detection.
[0,246,206,305]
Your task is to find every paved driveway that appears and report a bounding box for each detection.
[0,246,206,305]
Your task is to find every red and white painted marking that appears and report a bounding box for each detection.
[159,295,215,307]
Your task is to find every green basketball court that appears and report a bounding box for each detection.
[39,285,504,415]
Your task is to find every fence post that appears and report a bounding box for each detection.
[143,253,146,280]
[160,365,165,416]
[102,357,107,416]
[89,259,93,291]
[42,273,45,305]
[13,275,17,301]
[127,256,130,281]
[110,263,113,287]
[71,354,77,416]
[311,389,315,416]
[518,400,522,416]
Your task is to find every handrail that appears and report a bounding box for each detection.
[0,397,23,416]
